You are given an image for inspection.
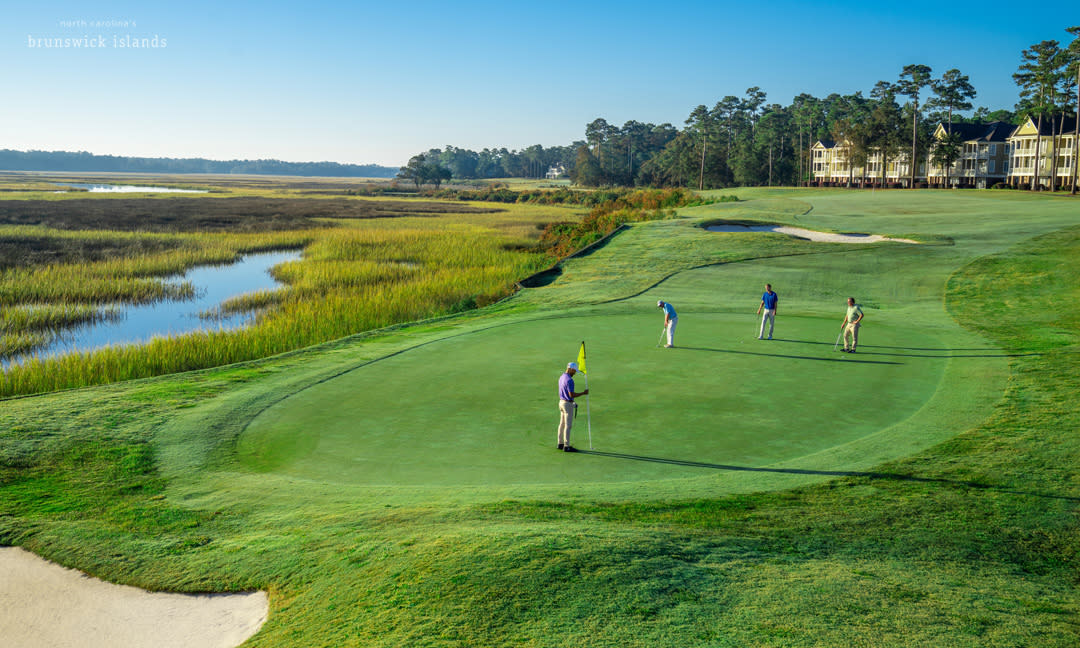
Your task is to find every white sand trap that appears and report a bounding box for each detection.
[0,547,267,648]
[707,224,919,244]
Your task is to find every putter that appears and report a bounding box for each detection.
[657,327,667,347]
[834,329,844,351]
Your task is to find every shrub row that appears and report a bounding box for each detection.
[539,188,735,258]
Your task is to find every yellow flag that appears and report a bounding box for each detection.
[576,341,587,375]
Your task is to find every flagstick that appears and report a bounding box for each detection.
[584,372,592,449]
[577,340,593,450]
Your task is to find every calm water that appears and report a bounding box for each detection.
[55,183,208,193]
[4,250,300,366]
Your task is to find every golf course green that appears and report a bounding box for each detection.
[3,188,1078,646]
[240,310,965,488]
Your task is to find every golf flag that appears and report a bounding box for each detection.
[577,342,587,375]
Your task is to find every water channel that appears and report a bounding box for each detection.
[54,183,208,193]
[3,250,300,366]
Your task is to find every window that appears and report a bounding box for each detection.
[989,160,996,173]
[990,144,997,155]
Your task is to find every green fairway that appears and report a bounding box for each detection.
[3,188,1078,647]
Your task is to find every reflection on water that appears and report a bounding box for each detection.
[55,183,208,193]
[3,250,300,366]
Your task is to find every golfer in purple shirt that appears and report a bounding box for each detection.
[557,362,588,452]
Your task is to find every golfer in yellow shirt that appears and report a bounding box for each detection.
[840,297,863,353]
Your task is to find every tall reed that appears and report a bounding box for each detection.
[0,205,560,397]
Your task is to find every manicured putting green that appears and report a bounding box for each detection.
[238,312,945,486]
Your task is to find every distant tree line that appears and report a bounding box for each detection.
[398,144,581,187]
[404,25,1079,190]
[0,149,398,178]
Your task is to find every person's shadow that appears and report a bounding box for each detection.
[679,345,904,365]
[576,449,1079,503]
[767,338,1039,359]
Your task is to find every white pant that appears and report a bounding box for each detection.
[666,317,677,346]
[759,309,775,338]
[557,400,575,445]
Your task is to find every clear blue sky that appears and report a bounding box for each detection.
[2,1,1074,167]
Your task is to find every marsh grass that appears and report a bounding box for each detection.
[0,302,121,332]
[0,196,502,231]
[0,331,53,358]
[0,199,568,396]
[0,303,125,360]
[0,228,183,269]
[0,231,311,307]
[199,289,285,319]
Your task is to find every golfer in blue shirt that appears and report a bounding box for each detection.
[657,300,678,348]
[756,284,778,340]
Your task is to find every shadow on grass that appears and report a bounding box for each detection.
[768,338,1040,359]
[517,266,562,288]
[577,449,1080,503]
[679,345,904,365]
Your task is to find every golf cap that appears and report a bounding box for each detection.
[657,300,664,307]
[567,362,579,371]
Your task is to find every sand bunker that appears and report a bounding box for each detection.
[0,547,267,648]
[706,224,919,244]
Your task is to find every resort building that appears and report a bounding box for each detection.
[811,139,863,185]
[927,121,1014,189]
[810,116,1080,191]
[811,139,923,187]
[810,139,837,183]
[1007,114,1078,190]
